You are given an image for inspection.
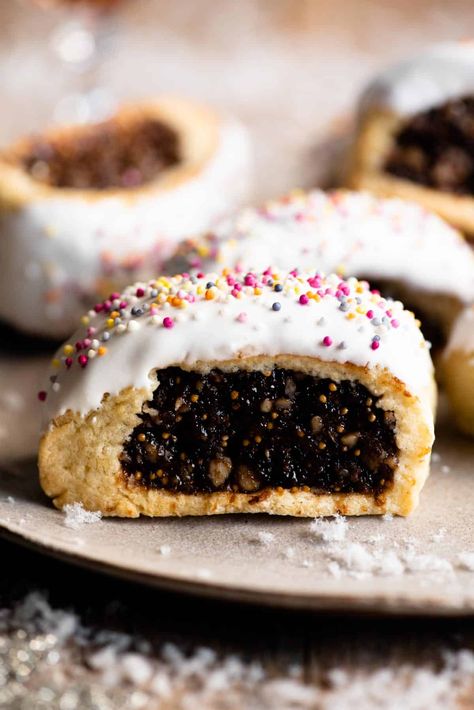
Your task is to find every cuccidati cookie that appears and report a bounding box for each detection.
[347,41,474,237]
[38,268,435,518]
[443,305,474,437]
[168,189,474,342]
[0,97,250,338]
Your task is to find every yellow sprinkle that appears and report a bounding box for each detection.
[255,435,262,443]
[51,358,61,368]
[63,344,74,355]
[196,286,204,295]
[162,432,171,440]
[254,287,262,295]
[81,316,90,326]
[106,318,114,328]
[346,312,356,320]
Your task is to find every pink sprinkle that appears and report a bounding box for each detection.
[371,340,380,350]
[196,272,204,279]
[226,276,236,286]
[109,292,120,300]
[290,269,298,277]
[119,301,127,309]
[233,283,242,291]
[244,274,256,287]
[38,391,47,402]
[87,327,96,336]
[78,355,88,368]
[366,310,374,319]
[231,289,240,298]
[163,317,174,329]
[263,267,272,276]
[83,338,91,348]
[237,312,247,323]
[391,319,400,328]
[136,287,145,298]
[94,303,104,313]
[307,277,320,288]
[65,357,73,369]
[75,341,83,352]
[299,294,309,305]
[322,336,333,347]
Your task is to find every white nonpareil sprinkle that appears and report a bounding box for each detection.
[63,503,102,530]
[158,545,171,557]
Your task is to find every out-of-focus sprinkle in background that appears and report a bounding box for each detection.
[3,0,474,200]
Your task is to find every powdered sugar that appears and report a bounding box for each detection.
[63,502,102,530]
[1,593,473,709]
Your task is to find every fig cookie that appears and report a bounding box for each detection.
[347,41,474,238]
[0,97,250,338]
[39,268,435,518]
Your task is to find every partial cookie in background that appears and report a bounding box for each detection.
[167,189,474,345]
[0,97,251,339]
[443,305,474,437]
[38,268,435,518]
[346,41,474,238]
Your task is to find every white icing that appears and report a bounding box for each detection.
[361,41,474,116]
[171,190,474,305]
[0,118,251,338]
[42,269,433,424]
[445,305,474,355]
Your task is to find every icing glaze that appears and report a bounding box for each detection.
[40,268,433,424]
[445,305,474,355]
[169,189,474,305]
[361,41,474,117]
[0,115,251,338]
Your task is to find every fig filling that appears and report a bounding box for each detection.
[384,95,474,195]
[120,367,399,496]
[18,118,180,190]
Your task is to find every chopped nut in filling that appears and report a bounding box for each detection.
[119,367,399,496]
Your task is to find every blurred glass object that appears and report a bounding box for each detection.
[30,0,124,124]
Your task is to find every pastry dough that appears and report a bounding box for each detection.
[346,41,474,237]
[443,305,474,436]
[0,97,251,338]
[168,189,474,338]
[38,268,435,518]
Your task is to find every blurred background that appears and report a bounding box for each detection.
[3,0,474,200]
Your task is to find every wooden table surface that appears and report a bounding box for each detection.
[1,1,474,707]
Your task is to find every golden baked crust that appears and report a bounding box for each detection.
[0,97,219,210]
[39,354,435,518]
[443,348,474,436]
[346,108,474,238]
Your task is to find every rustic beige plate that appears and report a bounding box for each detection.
[0,402,473,616]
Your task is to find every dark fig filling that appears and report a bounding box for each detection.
[119,367,398,496]
[17,118,180,190]
[384,95,474,195]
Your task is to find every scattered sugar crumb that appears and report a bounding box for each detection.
[309,515,347,543]
[284,546,296,560]
[431,452,441,463]
[253,531,275,546]
[456,552,474,572]
[6,496,15,504]
[431,528,447,543]
[381,513,393,521]
[63,503,102,530]
[301,559,312,568]
[196,568,212,580]
[158,545,171,557]
[441,465,451,475]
